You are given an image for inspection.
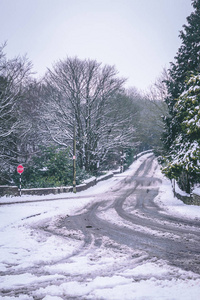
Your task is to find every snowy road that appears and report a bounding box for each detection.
[1,153,200,299]
[60,155,200,275]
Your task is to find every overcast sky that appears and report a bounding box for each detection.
[0,0,193,91]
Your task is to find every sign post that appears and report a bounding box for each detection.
[73,121,76,193]
[17,165,24,196]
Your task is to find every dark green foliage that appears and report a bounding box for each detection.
[162,74,200,192]
[161,0,200,192]
[124,148,136,170]
[13,146,90,188]
[163,0,200,152]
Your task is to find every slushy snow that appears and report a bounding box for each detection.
[0,154,200,299]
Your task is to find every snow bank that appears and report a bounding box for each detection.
[0,153,200,299]
[193,187,200,196]
[154,166,200,221]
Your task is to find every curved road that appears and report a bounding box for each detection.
[60,154,200,274]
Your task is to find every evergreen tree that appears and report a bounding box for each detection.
[13,146,90,188]
[162,74,200,192]
[162,0,200,191]
[163,0,200,152]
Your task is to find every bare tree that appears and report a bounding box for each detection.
[124,87,168,153]
[43,57,136,172]
[0,43,33,182]
[145,68,170,101]
[16,79,49,162]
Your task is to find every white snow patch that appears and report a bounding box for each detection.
[154,165,200,221]
[193,187,200,196]
[1,153,200,299]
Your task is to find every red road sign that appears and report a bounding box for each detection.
[17,165,24,174]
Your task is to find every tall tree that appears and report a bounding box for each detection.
[126,87,168,153]
[162,0,200,191]
[145,68,170,102]
[163,0,200,152]
[17,79,47,163]
[0,44,32,183]
[43,57,135,172]
[162,74,200,192]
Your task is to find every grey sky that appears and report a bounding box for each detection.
[0,0,193,91]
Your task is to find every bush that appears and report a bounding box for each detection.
[13,146,90,188]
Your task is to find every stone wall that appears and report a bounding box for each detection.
[21,186,72,196]
[0,151,159,198]
[175,191,200,206]
[0,175,104,196]
[192,192,200,206]
[0,186,18,197]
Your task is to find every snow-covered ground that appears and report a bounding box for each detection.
[0,154,200,300]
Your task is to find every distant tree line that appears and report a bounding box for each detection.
[0,42,167,188]
[1,0,196,193]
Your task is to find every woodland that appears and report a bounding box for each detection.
[0,0,199,193]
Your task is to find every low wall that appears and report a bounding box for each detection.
[175,191,192,205]
[21,186,72,196]
[0,186,18,197]
[134,149,153,159]
[76,177,97,192]
[0,176,98,196]
[96,172,113,182]
[0,150,154,197]
[175,191,200,206]
[192,192,200,206]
